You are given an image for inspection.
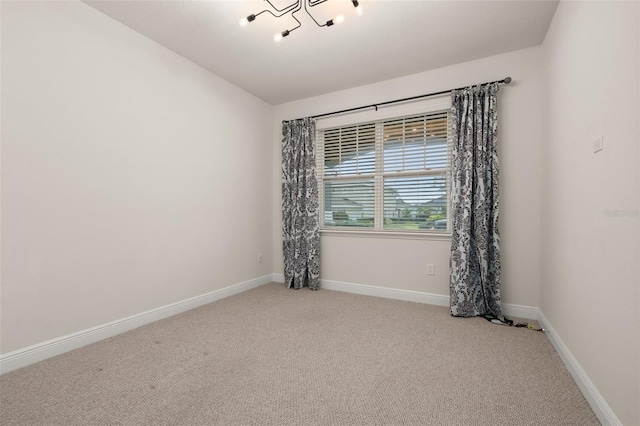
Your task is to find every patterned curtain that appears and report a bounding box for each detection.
[449,83,502,318]
[282,118,320,290]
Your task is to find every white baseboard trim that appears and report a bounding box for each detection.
[322,279,538,320]
[0,275,272,375]
[320,279,450,307]
[273,275,538,320]
[537,310,621,426]
[502,303,539,321]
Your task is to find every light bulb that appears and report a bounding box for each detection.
[274,29,290,42]
[355,5,363,16]
[240,14,256,27]
[335,14,345,24]
[274,30,290,42]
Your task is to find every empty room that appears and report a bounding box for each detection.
[1,0,638,425]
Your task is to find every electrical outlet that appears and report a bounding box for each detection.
[593,136,603,153]
[426,264,435,275]
[258,253,263,263]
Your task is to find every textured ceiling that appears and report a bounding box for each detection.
[85,0,558,105]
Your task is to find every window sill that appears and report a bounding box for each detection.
[320,228,452,241]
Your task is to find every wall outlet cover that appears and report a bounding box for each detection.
[593,136,603,153]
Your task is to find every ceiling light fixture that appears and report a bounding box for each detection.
[240,0,362,42]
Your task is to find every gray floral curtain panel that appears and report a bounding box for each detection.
[450,83,502,318]
[282,118,320,290]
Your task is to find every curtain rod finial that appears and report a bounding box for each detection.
[503,77,512,84]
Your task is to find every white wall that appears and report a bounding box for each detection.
[0,1,273,354]
[541,2,639,425]
[273,47,544,308]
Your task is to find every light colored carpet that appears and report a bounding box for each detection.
[0,283,598,425]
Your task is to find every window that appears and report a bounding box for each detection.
[317,110,450,233]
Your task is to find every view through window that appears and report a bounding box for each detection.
[317,110,450,232]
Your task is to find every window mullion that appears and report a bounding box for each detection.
[374,122,384,229]
[355,126,359,175]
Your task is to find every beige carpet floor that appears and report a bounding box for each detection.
[0,283,598,425]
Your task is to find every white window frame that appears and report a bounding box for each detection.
[316,96,452,240]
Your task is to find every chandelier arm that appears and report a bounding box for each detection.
[263,0,299,14]
[255,6,296,19]
[289,12,302,32]
[308,0,329,7]
[254,9,275,19]
[304,0,327,28]
[287,0,304,32]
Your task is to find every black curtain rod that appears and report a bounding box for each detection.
[311,77,512,120]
